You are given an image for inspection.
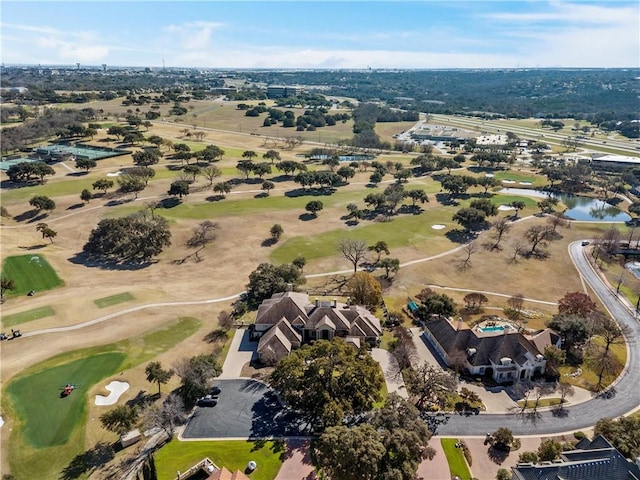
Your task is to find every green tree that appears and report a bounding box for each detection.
[510,200,527,218]
[242,150,257,161]
[132,149,161,167]
[107,125,127,140]
[337,166,356,183]
[245,262,306,307]
[406,189,429,206]
[377,257,400,278]
[537,438,562,461]
[292,255,306,271]
[36,222,57,243]
[92,178,114,194]
[316,424,386,480]
[236,160,254,179]
[368,241,390,262]
[270,223,283,241]
[117,175,146,198]
[1,275,16,302]
[99,405,138,435]
[29,195,56,213]
[346,271,382,307]
[175,354,221,404]
[83,211,171,263]
[270,339,383,428]
[452,207,486,232]
[496,468,511,480]
[261,180,275,195]
[477,176,500,194]
[75,157,97,172]
[414,290,457,319]
[305,200,324,216]
[128,166,156,186]
[492,427,516,451]
[263,149,281,163]
[80,189,92,203]
[168,180,189,199]
[213,181,233,198]
[594,416,640,459]
[470,198,498,217]
[145,361,174,395]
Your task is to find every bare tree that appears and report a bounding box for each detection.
[217,310,235,330]
[524,225,555,256]
[509,239,526,263]
[392,326,418,372]
[491,217,511,250]
[201,165,222,186]
[142,393,187,439]
[547,213,570,233]
[339,238,368,272]
[186,220,220,261]
[507,294,525,320]
[460,241,477,270]
[557,382,575,408]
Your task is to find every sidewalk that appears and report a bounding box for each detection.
[275,438,317,480]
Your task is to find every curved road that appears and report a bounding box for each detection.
[435,241,640,436]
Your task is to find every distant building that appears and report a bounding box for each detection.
[266,85,303,99]
[512,434,640,480]
[590,154,640,170]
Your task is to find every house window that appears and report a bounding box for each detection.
[479,367,485,374]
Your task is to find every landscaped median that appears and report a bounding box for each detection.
[441,438,473,480]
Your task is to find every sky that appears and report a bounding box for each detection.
[1,1,639,69]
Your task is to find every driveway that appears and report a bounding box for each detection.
[416,438,451,480]
[275,438,317,480]
[411,328,446,368]
[372,348,408,398]
[218,328,257,379]
[181,379,309,439]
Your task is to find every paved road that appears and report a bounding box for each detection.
[432,241,640,436]
[371,348,408,398]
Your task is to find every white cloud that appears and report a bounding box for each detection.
[164,21,224,51]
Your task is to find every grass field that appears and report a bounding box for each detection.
[94,292,135,308]
[5,317,201,480]
[441,438,472,480]
[1,305,55,328]
[154,440,285,480]
[7,352,126,448]
[1,254,64,296]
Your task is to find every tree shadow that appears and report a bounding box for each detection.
[68,252,154,271]
[203,329,228,343]
[126,389,157,409]
[158,197,180,209]
[261,238,277,247]
[19,244,47,250]
[66,203,85,210]
[59,441,115,480]
[285,188,333,198]
[445,229,477,244]
[254,192,269,199]
[67,171,89,177]
[205,195,225,202]
[298,213,317,221]
[105,198,134,207]
[435,193,459,206]
[487,445,510,465]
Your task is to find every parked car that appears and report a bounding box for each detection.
[581,241,590,246]
[197,395,217,407]
[209,386,221,396]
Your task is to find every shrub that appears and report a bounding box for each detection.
[573,431,586,440]
[496,469,510,480]
[461,441,472,466]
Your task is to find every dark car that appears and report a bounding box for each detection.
[209,386,222,396]
[197,395,217,407]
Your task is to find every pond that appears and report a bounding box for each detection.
[500,188,631,222]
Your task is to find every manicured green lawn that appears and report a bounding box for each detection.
[441,438,472,480]
[271,206,454,264]
[94,292,135,308]
[6,317,201,480]
[1,305,55,328]
[2,254,64,297]
[517,398,564,408]
[7,352,126,448]
[1,176,99,203]
[154,440,285,480]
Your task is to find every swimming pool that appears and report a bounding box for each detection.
[480,325,505,332]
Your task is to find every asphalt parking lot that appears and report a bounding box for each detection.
[181,379,310,439]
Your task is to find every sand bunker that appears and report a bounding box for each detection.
[106,171,122,177]
[519,181,532,185]
[485,173,494,178]
[501,180,516,184]
[95,381,129,406]
[498,205,516,211]
[431,224,446,230]
[0,416,4,428]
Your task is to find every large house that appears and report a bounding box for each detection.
[254,292,382,363]
[422,317,559,383]
[512,435,640,480]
